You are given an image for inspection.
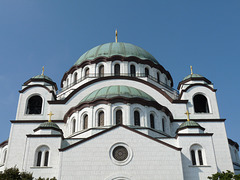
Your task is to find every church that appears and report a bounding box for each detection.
[0,33,239,179]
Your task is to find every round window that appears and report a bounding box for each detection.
[112,146,128,161]
[109,143,132,166]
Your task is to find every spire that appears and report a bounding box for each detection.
[190,65,193,75]
[41,66,45,76]
[115,29,118,43]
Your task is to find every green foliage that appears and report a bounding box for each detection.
[208,170,240,180]
[36,178,57,180]
[0,166,33,180]
[0,167,56,180]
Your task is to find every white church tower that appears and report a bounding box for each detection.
[0,34,239,179]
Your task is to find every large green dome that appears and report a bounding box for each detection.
[75,42,159,65]
[80,85,155,103]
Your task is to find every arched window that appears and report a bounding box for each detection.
[130,65,136,77]
[198,150,203,165]
[73,72,78,84]
[145,68,149,77]
[193,94,209,113]
[98,111,104,126]
[83,115,88,130]
[162,118,165,132]
[85,68,89,77]
[150,114,155,129]
[36,151,42,166]
[165,77,168,84]
[66,79,69,87]
[134,111,140,126]
[157,72,160,83]
[114,64,120,76]
[191,150,196,165]
[35,146,50,167]
[190,144,205,166]
[116,110,122,125]
[26,95,42,114]
[72,119,76,133]
[99,65,104,77]
[3,150,7,164]
[44,151,49,166]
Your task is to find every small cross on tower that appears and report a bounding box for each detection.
[47,111,54,122]
[185,110,191,121]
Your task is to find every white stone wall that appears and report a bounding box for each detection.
[58,126,184,180]
[16,86,54,121]
[6,122,64,170]
[177,135,218,180]
[24,136,61,179]
[180,86,220,119]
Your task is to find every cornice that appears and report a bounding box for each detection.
[24,78,58,90]
[50,76,187,105]
[59,124,182,152]
[177,77,212,90]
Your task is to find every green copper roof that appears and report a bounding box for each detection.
[38,122,60,129]
[75,42,159,65]
[32,75,53,82]
[80,85,155,103]
[178,120,201,129]
[183,74,203,81]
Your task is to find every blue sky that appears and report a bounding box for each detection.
[0,1,239,147]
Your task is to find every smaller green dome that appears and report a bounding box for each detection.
[38,122,60,129]
[32,75,53,82]
[183,74,203,81]
[178,120,201,129]
[80,85,155,103]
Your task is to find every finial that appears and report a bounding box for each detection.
[115,29,118,43]
[41,66,45,76]
[47,111,54,122]
[185,110,191,121]
[190,66,193,75]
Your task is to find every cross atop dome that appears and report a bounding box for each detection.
[115,29,118,43]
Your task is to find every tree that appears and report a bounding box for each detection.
[0,167,56,180]
[208,170,240,180]
[0,167,33,180]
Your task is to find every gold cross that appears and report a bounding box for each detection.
[41,66,45,76]
[185,110,191,121]
[115,29,118,43]
[190,65,193,75]
[47,111,54,122]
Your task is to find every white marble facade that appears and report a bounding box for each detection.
[0,42,239,179]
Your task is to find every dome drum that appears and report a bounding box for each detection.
[66,101,172,138]
[61,42,173,89]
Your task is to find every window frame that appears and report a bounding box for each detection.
[190,144,206,166]
[35,145,50,167]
